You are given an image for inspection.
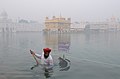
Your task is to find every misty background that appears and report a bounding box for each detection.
[0,0,120,23]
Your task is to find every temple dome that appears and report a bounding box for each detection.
[0,11,8,19]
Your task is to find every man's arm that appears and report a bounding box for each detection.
[34,53,41,59]
[31,51,41,59]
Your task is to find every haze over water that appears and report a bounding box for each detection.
[0,32,120,79]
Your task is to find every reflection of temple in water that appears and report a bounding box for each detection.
[43,33,71,53]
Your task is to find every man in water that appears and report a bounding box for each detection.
[31,48,54,70]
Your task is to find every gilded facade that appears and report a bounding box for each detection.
[44,16,71,32]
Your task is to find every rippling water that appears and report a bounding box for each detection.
[0,32,120,79]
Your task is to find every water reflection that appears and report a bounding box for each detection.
[1,32,120,79]
[43,33,71,53]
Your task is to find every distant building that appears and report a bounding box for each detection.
[0,11,15,32]
[44,16,71,33]
[0,11,42,33]
[108,16,120,31]
[70,16,120,32]
[70,21,87,32]
[84,16,120,32]
[85,22,109,32]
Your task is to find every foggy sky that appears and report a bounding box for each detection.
[0,0,120,22]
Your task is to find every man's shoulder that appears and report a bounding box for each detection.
[48,55,53,59]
